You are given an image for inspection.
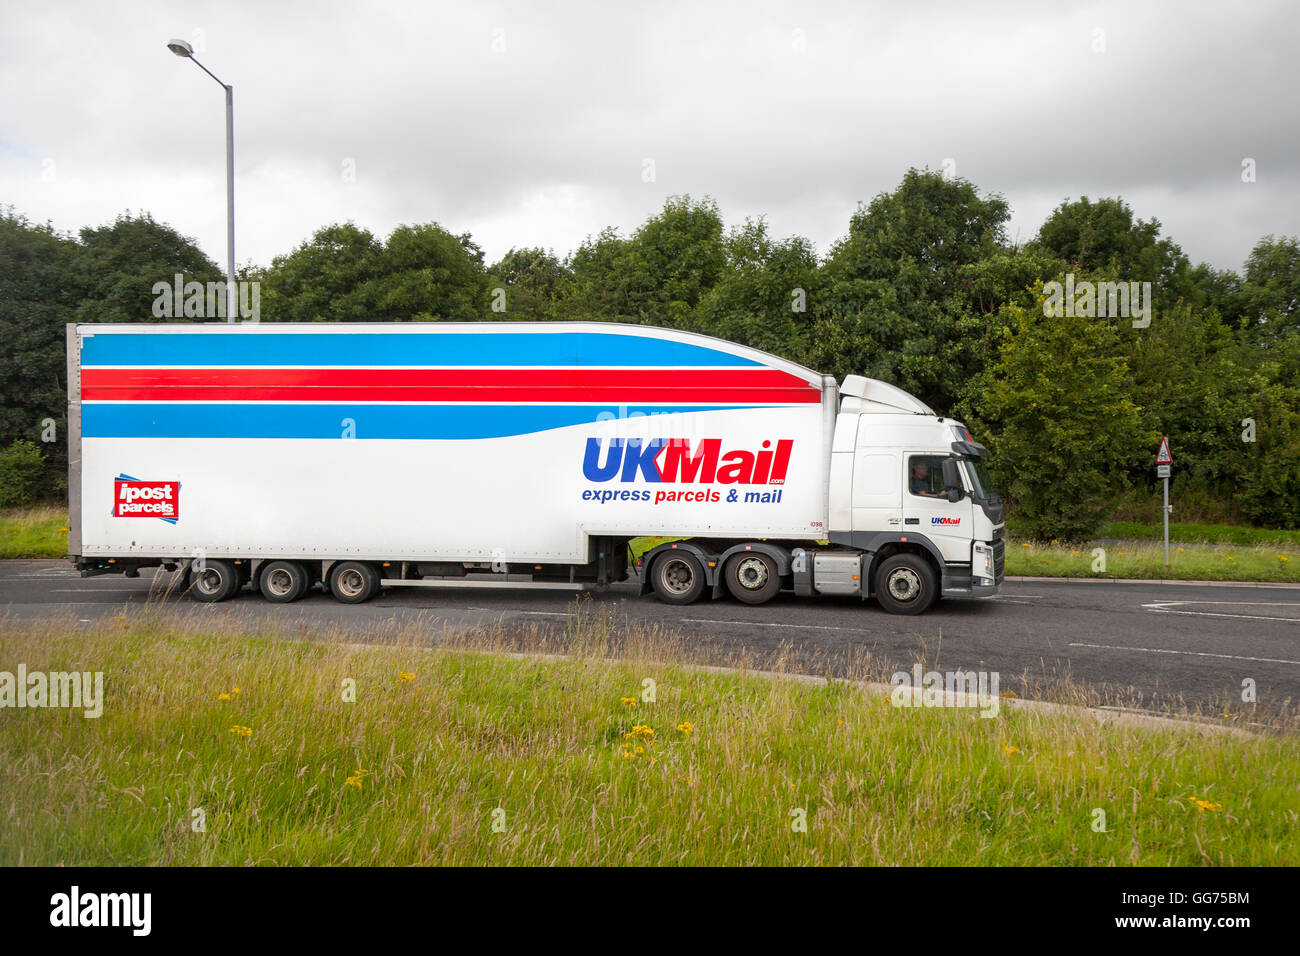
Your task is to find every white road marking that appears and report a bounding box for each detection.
[1142,600,1300,624]
[1068,641,1300,666]
[50,588,132,593]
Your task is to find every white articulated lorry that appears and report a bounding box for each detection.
[66,322,1004,614]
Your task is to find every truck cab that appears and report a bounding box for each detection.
[819,375,1005,611]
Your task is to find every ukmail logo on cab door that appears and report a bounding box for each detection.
[113,475,180,522]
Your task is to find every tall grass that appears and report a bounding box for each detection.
[1006,539,1299,582]
[2,605,1296,866]
[0,505,66,558]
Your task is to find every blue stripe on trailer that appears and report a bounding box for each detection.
[80,331,764,369]
[82,403,759,440]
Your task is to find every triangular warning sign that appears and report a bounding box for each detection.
[1156,436,1173,465]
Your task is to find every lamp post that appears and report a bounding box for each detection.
[167,39,236,322]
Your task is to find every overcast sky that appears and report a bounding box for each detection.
[3,0,1297,274]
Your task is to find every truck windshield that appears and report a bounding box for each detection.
[963,459,998,501]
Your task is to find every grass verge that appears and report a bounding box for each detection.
[0,505,67,559]
[1100,521,1300,548]
[1006,539,1299,582]
[1,607,1296,865]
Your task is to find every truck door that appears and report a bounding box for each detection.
[903,453,973,562]
[851,442,902,533]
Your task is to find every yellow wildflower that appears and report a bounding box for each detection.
[1004,744,1020,755]
[676,721,694,735]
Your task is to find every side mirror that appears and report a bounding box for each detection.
[941,458,966,502]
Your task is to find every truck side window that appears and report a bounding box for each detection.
[907,455,946,499]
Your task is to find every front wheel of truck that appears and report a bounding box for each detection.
[873,554,937,615]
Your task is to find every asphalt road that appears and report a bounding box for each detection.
[3,559,1298,715]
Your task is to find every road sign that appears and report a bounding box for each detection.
[1155,438,1173,566]
[1156,436,1173,465]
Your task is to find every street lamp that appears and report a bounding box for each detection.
[168,38,237,322]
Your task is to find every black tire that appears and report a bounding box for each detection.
[723,551,781,605]
[328,561,381,604]
[259,560,311,603]
[189,559,240,603]
[873,553,938,615]
[650,551,706,605]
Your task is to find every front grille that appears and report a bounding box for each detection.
[992,539,1005,583]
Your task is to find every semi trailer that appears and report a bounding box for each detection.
[66,322,1004,614]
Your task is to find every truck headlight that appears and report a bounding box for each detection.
[972,542,994,584]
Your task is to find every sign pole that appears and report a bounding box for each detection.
[1163,475,1169,567]
[1155,436,1173,568]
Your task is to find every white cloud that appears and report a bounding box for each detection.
[2,0,1296,271]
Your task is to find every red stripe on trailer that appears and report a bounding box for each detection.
[80,367,823,405]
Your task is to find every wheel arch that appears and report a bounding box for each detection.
[711,542,792,598]
[829,531,944,599]
[638,541,717,595]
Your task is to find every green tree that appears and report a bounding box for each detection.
[971,297,1152,541]
[260,221,488,322]
[1031,196,1192,310]
[819,168,1011,411]
[1239,235,1300,341]
[486,247,570,321]
[0,210,79,490]
[0,440,47,508]
[689,217,821,359]
[566,196,726,326]
[73,212,222,324]
[258,223,384,322]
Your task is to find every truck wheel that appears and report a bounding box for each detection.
[724,552,781,605]
[259,561,310,603]
[651,552,706,605]
[189,560,240,603]
[873,554,937,615]
[329,561,381,604]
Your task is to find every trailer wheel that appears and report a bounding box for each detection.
[329,561,381,604]
[723,552,781,605]
[189,559,240,603]
[873,553,937,615]
[651,552,706,605]
[259,561,310,603]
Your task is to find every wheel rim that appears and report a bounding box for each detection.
[887,567,922,602]
[195,568,223,596]
[659,558,696,595]
[735,556,769,590]
[337,568,365,598]
[265,567,294,598]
